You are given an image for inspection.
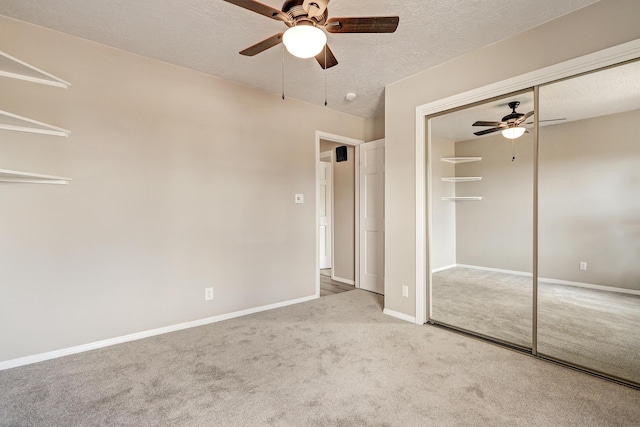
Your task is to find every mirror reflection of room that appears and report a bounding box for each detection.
[429,91,534,348]
[428,59,640,387]
[537,59,640,384]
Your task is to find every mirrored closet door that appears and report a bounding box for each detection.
[537,59,640,385]
[429,90,534,349]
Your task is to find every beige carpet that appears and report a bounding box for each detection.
[432,266,640,384]
[1,290,639,426]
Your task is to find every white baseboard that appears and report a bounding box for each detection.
[331,276,355,286]
[431,264,457,274]
[456,264,532,277]
[383,308,417,324]
[0,294,318,371]
[453,264,640,296]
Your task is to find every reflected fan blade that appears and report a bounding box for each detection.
[325,16,399,33]
[474,126,506,136]
[472,120,503,127]
[525,118,567,124]
[223,0,289,22]
[315,44,338,69]
[240,33,283,56]
[516,111,534,124]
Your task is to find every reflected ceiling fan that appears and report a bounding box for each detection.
[472,101,533,139]
[223,0,399,69]
[472,101,566,139]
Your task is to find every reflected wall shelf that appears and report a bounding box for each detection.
[0,168,71,185]
[442,197,482,201]
[0,50,70,88]
[441,157,482,164]
[442,177,482,182]
[0,109,70,137]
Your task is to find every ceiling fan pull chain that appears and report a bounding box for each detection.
[324,45,328,107]
[282,44,286,100]
[512,140,516,161]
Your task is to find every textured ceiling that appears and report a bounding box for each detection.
[0,0,598,119]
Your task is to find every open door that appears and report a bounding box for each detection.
[318,157,333,270]
[359,139,385,294]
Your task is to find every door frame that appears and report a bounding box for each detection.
[315,131,364,298]
[414,39,640,326]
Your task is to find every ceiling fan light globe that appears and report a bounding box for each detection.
[502,126,526,139]
[283,25,327,59]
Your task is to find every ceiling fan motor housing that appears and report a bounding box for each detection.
[283,0,328,26]
[502,101,524,123]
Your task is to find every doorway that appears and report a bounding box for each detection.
[315,132,386,298]
[317,136,357,297]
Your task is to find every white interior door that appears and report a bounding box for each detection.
[319,159,333,270]
[359,139,385,294]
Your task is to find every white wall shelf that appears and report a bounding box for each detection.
[0,168,71,185]
[441,157,482,164]
[0,109,70,137]
[0,51,70,88]
[442,196,482,201]
[441,177,482,182]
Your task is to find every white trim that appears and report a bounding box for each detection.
[455,264,532,277]
[0,50,70,88]
[315,131,364,298]
[383,308,416,324]
[442,264,640,296]
[415,39,640,327]
[415,110,427,325]
[332,276,355,286]
[431,264,457,274]
[0,294,317,371]
[354,144,360,289]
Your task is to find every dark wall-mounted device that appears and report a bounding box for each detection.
[336,146,348,162]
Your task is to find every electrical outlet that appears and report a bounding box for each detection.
[402,286,409,298]
[205,287,214,301]
[579,261,587,271]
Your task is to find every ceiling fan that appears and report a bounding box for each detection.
[472,101,533,139]
[472,101,567,139]
[223,0,400,69]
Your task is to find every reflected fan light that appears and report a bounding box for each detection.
[282,25,327,58]
[502,126,526,139]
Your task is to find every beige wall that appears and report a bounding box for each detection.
[429,137,456,270]
[365,115,385,142]
[385,0,640,318]
[0,16,370,362]
[455,133,534,273]
[538,109,640,291]
[319,141,355,282]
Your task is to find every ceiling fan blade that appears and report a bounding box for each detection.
[315,44,338,69]
[474,126,506,136]
[223,0,289,22]
[239,33,284,56]
[525,118,567,124]
[516,111,534,125]
[325,16,399,33]
[472,120,503,127]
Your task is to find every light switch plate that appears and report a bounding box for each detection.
[295,194,304,204]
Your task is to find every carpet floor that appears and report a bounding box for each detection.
[1,290,639,426]
[432,267,640,384]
